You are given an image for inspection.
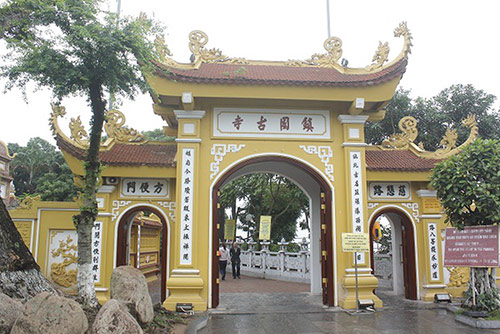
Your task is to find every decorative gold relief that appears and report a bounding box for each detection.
[154,34,172,64]
[447,267,469,288]
[382,114,478,159]
[188,30,248,65]
[69,116,89,147]
[394,21,413,58]
[18,195,41,210]
[382,116,418,149]
[366,41,390,71]
[105,110,146,143]
[287,36,343,68]
[50,234,78,288]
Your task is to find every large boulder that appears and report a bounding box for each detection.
[10,292,88,334]
[92,299,143,334]
[0,293,23,334]
[110,266,154,324]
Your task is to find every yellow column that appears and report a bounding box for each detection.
[417,190,448,301]
[163,109,207,311]
[337,114,382,309]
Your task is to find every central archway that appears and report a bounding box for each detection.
[210,155,334,308]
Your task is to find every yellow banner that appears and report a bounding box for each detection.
[224,219,235,240]
[259,216,272,240]
[342,233,370,252]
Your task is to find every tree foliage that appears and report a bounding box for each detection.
[142,128,174,142]
[431,139,500,229]
[8,137,77,201]
[431,138,500,312]
[220,173,309,243]
[365,85,500,150]
[1,0,166,307]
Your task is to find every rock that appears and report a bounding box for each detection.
[92,299,143,334]
[10,292,88,334]
[110,266,154,324]
[0,293,23,334]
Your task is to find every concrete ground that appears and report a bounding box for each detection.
[199,275,500,334]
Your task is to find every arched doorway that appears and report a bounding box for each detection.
[369,208,417,300]
[117,206,169,303]
[211,155,334,308]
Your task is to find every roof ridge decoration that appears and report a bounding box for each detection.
[381,115,478,159]
[189,30,249,66]
[157,22,412,74]
[50,105,147,151]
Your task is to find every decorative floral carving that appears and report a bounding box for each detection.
[299,145,334,182]
[69,116,89,147]
[18,195,41,210]
[401,202,420,223]
[210,144,246,180]
[111,200,132,221]
[50,234,78,288]
[382,116,418,149]
[366,41,390,71]
[447,267,469,288]
[189,30,248,65]
[367,203,381,210]
[393,21,413,58]
[105,110,146,143]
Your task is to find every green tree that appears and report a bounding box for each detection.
[8,137,77,201]
[220,173,309,243]
[142,128,174,142]
[365,85,500,150]
[431,139,500,312]
[1,0,166,307]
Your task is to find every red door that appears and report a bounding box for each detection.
[401,220,417,300]
[320,189,334,306]
[212,188,221,308]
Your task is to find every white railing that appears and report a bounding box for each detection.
[239,238,310,283]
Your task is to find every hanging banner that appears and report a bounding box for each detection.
[342,233,370,252]
[224,219,236,240]
[259,216,272,240]
[444,225,499,267]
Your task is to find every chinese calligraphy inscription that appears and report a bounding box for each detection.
[427,223,440,281]
[91,221,103,282]
[180,148,194,265]
[121,178,169,198]
[350,151,365,264]
[369,182,410,200]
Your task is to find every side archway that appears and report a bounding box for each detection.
[116,205,170,302]
[368,206,418,300]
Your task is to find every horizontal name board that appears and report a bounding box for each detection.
[121,178,169,197]
[369,182,410,200]
[444,225,499,267]
[213,108,331,139]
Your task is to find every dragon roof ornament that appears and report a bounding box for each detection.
[381,114,478,159]
[50,105,147,150]
[156,22,412,74]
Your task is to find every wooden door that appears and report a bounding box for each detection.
[212,188,221,308]
[401,219,417,300]
[320,188,334,306]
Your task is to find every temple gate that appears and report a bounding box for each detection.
[6,23,483,311]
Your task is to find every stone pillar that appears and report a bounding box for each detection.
[164,110,206,311]
[337,114,382,309]
[417,189,448,301]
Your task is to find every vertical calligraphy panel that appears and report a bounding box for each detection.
[427,222,440,281]
[349,151,365,264]
[91,221,103,282]
[180,148,194,265]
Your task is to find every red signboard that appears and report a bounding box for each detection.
[444,225,499,267]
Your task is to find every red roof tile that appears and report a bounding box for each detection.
[57,135,176,168]
[154,59,408,87]
[366,150,441,171]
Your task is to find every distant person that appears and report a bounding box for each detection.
[219,242,230,280]
[230,241,241,279]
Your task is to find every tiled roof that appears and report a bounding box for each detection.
[366,150,441,171]
[56,135,176,167]
[154,59,408,87]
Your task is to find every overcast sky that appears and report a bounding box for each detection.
[2,0,499,146]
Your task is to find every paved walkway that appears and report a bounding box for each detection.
[199,276,500,334]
